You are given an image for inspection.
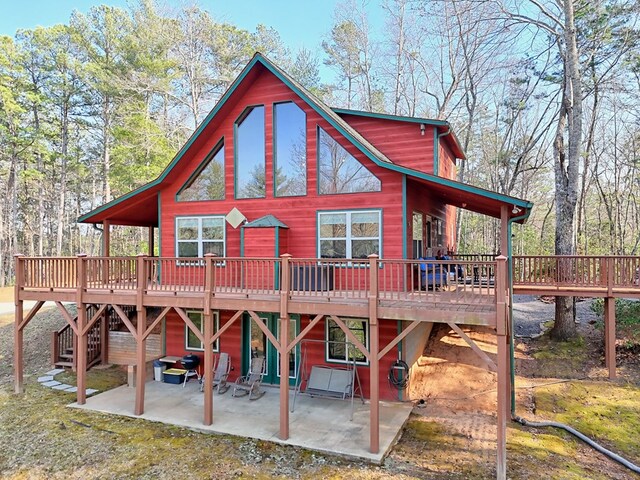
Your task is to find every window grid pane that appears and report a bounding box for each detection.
[177,144,225,202]
[176,216,225,258]
[236,106,266,199]
[318,211,380,259]
[275,102,307,197]
[326,318,368,364]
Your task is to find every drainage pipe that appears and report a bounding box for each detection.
[513,415,640,474]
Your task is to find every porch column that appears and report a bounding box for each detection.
[496,256,508,480]
[203,311,214,425]
[279,254,292,440]
[148,226,154,256]
[14,254,25,394]
[100,308,109,364]
[604,297,616,379]
[134,254,147,416]
[203,253,215,426]
[102,220,111,256]
[368,254,380,454]
[76,254,88,405]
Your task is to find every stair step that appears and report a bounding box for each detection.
[54,361,74,368]
[59,353,74,360]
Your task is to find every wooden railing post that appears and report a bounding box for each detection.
[368,254,380,454]
[495,255,508,480]
[279,254,291,440]
[136,254,147,311]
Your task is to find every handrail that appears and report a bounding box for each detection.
[513,255,640,290]
[17,255,504,308]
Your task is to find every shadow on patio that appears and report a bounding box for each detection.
[71,380,413,463]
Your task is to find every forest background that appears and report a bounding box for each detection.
[0,0,639,289]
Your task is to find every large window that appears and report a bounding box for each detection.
[235,106,265,199]
[185,310,220,352]
[177,141,225,201]
[176,216,225,257]
[318,210,381,259]
[317,127,381,195]
[274,102,306,197]
[326,318,368,364]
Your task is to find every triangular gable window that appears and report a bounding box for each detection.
[317,127,381,195]
[177,140,225,201]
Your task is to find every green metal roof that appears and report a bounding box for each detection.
[243,214,289,228]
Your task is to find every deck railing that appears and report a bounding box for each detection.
[512,255,640,290]
[16,254,501,308]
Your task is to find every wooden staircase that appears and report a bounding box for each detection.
[52,305,135,370]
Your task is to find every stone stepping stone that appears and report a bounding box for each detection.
[52,383,73,391]
[45,369,65,376]
[37,375,54,383]
[86,389,99,396]
[42,380,61,388]
[64,386,77,393]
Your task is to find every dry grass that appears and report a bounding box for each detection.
[1,310,639,478]
[0,287,14,303]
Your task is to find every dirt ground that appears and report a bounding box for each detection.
[0,300,639,479]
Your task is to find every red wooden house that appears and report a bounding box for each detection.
[14,53,534,472]
[75,51,528,396]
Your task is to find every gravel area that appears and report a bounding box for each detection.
[512,294,599,337]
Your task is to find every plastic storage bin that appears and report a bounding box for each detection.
[163,368,187,384]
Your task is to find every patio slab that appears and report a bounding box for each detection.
[71,381,413,463]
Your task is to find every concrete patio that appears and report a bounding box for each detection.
[71,380,413,463]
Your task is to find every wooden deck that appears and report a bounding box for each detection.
[512,255,640,298]
[15,255,500,327]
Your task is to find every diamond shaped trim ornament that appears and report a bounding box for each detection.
[225,207,247,229]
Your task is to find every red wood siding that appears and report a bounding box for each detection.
[164,311,401,401]
[337,114,437,174]
[244,228,277,257]
[406,179,449,256]
[164,310,244,383]
[160,69,404,261]
[438,141,457,250]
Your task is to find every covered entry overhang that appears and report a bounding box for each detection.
[398,165,533,225]
[78,184,160,256]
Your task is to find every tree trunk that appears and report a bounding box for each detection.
[551,0,582,341]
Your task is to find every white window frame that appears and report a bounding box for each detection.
[184,310,220,352]
[325,317,369,366]
[317,210,381,260]
[175,215,226,259]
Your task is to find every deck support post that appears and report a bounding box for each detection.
[148,226,154,256]
[203,254,215,426]
[134,254,147,416]
[604,297,616,379]
[14,254,25,394]
[279,254,292,440]
[102,220,110,256]
[76,254,88,405]
[368,254,380,454]
[496,255,508,480]
[100,308,109,365]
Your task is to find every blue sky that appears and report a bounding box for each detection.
[0,0,372,50]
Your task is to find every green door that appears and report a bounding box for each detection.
[242,313,299,386]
